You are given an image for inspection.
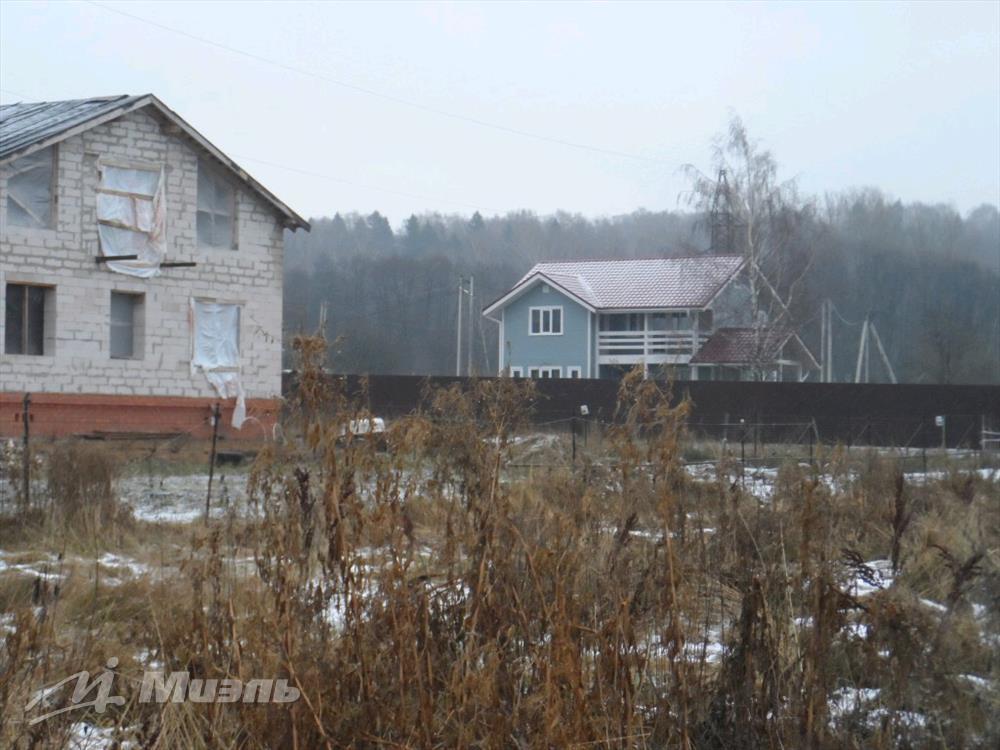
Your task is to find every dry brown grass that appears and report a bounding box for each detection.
[0,343,997,748]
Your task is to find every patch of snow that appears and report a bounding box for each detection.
[902,467,999,485]
[845,559,893,597]
[919,598,948,613]
[66,722,138,749]
[135,648,164,671]
[119,473,249,524]
[828,686,927,730]
[844,620,870,640]
[0,560,64,582]
[98,553,150,579]
[829,686,881,719]
[959,674,990,689]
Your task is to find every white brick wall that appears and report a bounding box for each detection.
[0,108,287,399]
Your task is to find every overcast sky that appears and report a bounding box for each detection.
[1,1,998,224]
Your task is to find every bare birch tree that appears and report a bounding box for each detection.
[683,116,819,379]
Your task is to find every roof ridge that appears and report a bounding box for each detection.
[0,94,133,110]
[535,253,743,264]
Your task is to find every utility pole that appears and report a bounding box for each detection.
[827,301,834,382]
[318,300,328,336]
[455,276,463,377]
[820,300,829,382]
[467,275,474,376]
[819,302,825,381]
[855,314,870,383]
[854,312,897,384]
[869,321,897,384]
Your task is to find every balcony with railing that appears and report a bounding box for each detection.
[597,329,710,364]
[596,311,711,365]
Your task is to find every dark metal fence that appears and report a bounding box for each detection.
[282,373,1000,450]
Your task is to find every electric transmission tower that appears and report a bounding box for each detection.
[709,169,737,255]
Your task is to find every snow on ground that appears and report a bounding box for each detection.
[117,473,249,523]
[684,462,778,500]
[0,548,170,591]
[643,629,726,664]
[827,686,928,731]
[0,549,64,581]
[682,461,867,501]
[685,458,998,501]
[960,674,992,690]
[66,722,138,750]
[903,467,999,484]
[845,559,894,598]
[98,553,150,579]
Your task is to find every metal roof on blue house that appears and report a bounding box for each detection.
[484,254,745,314]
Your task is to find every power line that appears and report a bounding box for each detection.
[1,82,496,212]
[84,0,678,167]
[231,154,497,213]
[0,86,31,100]
[829,301,860,327]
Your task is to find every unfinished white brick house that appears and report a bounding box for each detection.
[0,95,309,438]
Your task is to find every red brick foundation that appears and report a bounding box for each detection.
[0,392,281,440]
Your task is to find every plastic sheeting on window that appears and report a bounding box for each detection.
[6,147,54,229]
[97,165,166,278]
[190,299,246,429]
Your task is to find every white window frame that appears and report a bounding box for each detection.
[528,366,562,379]
[509,366,523,378]
[567,366,582,379]
[529,305,563,336]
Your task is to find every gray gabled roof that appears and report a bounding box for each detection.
[0,95,146,160]
[483,254,745,316]
[0,94,309,230]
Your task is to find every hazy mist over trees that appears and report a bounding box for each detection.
[284,162,1000,385]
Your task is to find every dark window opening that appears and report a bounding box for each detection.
[5,284,48,355]
[110,292,142,359]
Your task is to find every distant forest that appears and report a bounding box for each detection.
[283,193,1000,384]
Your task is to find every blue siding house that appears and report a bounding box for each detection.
[482,255,819,381]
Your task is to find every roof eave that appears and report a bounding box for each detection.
[482,272,597,317]
[144,95,310,231]
[702,256,748,308]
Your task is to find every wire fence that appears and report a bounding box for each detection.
[3,392,999,517]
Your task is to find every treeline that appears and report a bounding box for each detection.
[283,194,1000,384]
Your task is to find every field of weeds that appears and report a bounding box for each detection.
[0,340,997,749]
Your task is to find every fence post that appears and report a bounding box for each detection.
[571,416,577,469]
[205,403,221,523]
[740,418,746,485]
[21,393,31,509]
[922,421,928,474]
